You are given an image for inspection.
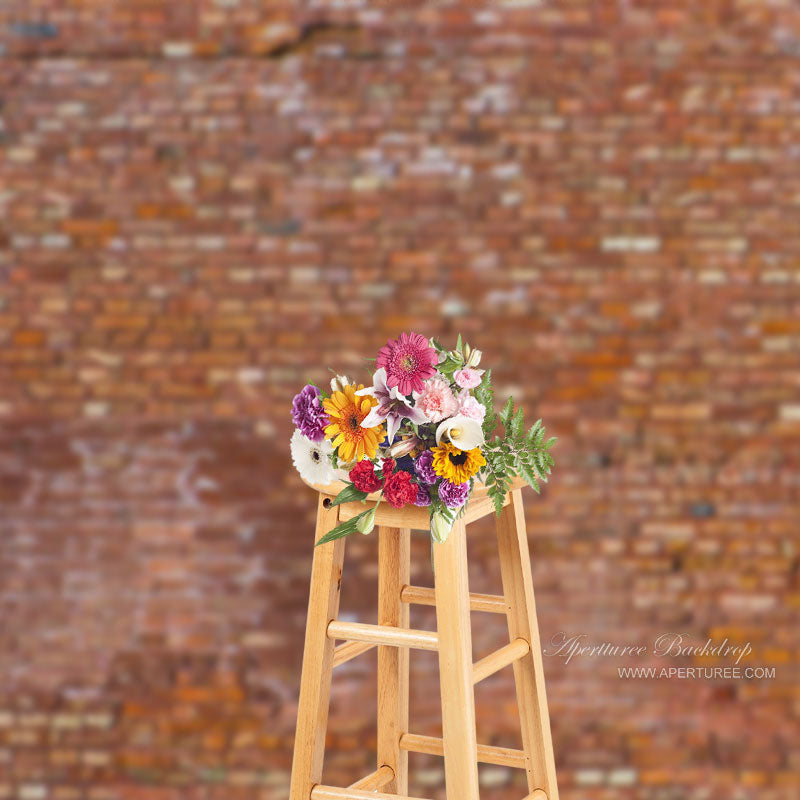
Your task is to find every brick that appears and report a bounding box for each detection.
[1,5,799,799]
[12,330,45,346]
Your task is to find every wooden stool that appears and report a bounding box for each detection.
[289,478,559,800]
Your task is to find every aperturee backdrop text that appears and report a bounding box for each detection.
[290,333,556,545]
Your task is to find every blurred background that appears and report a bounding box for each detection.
[1,1,799,798]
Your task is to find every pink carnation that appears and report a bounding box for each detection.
[416,377,458,423]
[457,392,486,423]
[454,367,483,389]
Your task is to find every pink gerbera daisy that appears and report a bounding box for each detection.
[376,332,438,395]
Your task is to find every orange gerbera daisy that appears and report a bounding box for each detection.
[323,384,383,463]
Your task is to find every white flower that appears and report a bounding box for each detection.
[466,348,482,368]
[356,367,427,443]
[290,429,336,485]
[431,512,453,544]
[389,435,421,458]
[435,415,485,451]
[330,374,350,393]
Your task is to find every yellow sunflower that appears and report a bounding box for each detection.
[323,384,383,463]
[431,442,486,484]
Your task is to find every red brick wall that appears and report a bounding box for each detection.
[1,2,799,798]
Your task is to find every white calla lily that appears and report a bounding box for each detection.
[435,415,484,450]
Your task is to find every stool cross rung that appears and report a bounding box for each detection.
[472,637,530,684]
[312,786,433,800]
[348,765,394,790]
[327,620,438,651]
[524,791,548,800]
[400,584,508,614]
[399,732,526,769]
[332,640,375,668]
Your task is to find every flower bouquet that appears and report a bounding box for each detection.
[290,332,556,545]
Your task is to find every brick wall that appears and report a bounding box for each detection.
[1,2,799,798]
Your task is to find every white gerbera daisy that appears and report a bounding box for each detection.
[291,429,336,485]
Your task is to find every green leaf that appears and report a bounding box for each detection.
[456,333,463,354]
[499,396,514,428]
[510,407,524,439]
[315,512,372,546]
[489,483,506,515]
[437,356,462,376]
[330,484,369,507]
[474,369,497,438]
[518,456,537,488]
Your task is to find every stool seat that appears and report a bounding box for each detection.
[289,482,559,800]
[300,475,528,532]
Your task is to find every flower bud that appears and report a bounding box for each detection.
[430,512,453,544]
[330,374,350,393]
[389,435,420,458]
[356,507,376,536]
[467,348,482,368]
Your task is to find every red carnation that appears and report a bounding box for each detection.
[381,458,396,478]
[383,470,417,509]
[349,459,384,493]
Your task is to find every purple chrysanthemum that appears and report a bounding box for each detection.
[414,450,437,485]
[291,384,329,442]
[413,484,432,507]
[438,479,470,509]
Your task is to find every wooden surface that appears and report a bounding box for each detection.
[496,489,560,799]
[399,732,526,769]
[306,475,526,532]
[377,526,410,794]
[337,498,431,531]
[400,585,507,614]
[432,518,480,799]
[311,786,432,800]
[302,474,526,501]
[472,637,530,685]
[289,497,346,800]
[348,765,395,791]
[327,620,438,651]
[332,640,375,668]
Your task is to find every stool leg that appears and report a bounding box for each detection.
[433,519,480,800]
[290,496,346,800]
[496,489,559,800]
[377,526,410,794]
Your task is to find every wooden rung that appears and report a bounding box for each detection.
[348,765,394,790]
[311,786,432,800]
[399,732,526,769]
[400,584,507,615]
[472,637,530,684]
[327,620,438,651]
[332,640,375,668]
[524,791,548,800]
